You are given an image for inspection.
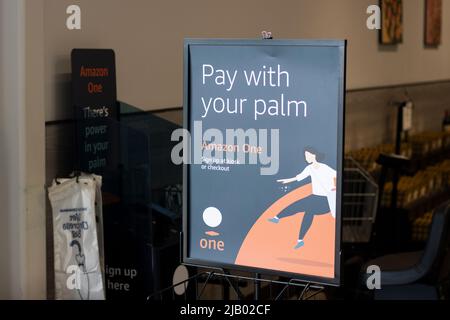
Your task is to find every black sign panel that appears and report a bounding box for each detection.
[72,49,124,299]
[71,49,119,175]
[183,40,346,286]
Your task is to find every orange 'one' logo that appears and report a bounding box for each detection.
[200,207,225,251]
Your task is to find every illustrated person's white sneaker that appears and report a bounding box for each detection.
[294,240,305,250]
[268,217,280,224]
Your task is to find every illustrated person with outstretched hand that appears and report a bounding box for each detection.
[268,147,337,250]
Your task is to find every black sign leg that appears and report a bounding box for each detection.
[254,273,261,300]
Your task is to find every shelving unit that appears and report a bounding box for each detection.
[347,130,450,251]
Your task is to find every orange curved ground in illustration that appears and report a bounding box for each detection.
[235,184,336,278]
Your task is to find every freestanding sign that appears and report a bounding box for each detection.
[183,39,346,285]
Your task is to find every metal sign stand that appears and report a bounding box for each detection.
[146,232,325,301]
[147,265,325,301]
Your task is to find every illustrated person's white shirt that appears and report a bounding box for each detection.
[296,163,337,218]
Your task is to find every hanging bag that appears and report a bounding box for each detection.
[48,176,105,300]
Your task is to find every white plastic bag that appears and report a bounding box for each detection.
[48,175,105,300]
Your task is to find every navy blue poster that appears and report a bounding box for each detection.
[183,39,345,285]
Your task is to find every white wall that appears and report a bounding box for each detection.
[0,0,46,299]
[43,0,450,121]
[24,0,46,299]
[0,0,26,299]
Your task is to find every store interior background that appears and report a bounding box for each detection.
[1,0,450,299]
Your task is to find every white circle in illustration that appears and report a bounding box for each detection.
[202,207,222,228]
